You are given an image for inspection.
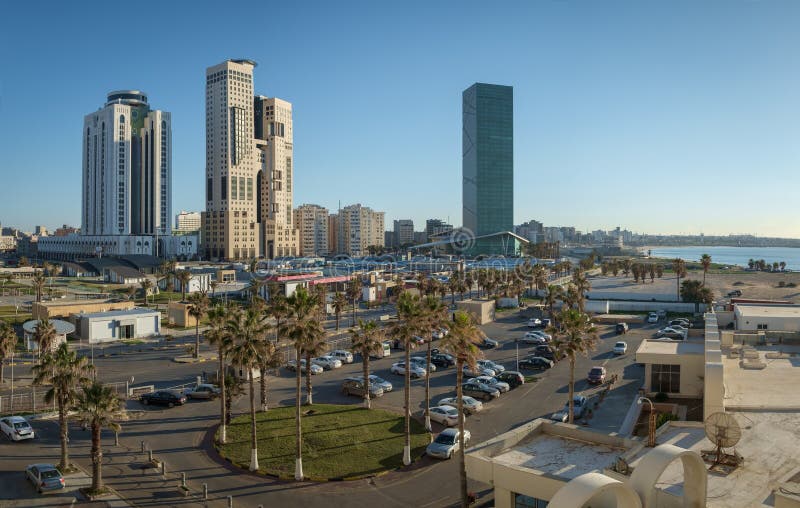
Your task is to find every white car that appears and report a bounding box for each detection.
[429,405,461,427]
[518,332,547,345]
[431,329,445,340]
[438,396,483,414]
[613,341,628,355]
[647,312,659,323]
[477,359,505,374]
[0,416,35,441]
[527,318,542,328]
[185,384,220,399]
[463,365,496,378]
[390,362,427,378]
[330,350,354,364]
[426,428,471,459]
[312,355,342,370]
[409,356,437,372]
[467,376,510,393]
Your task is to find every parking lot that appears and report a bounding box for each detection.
[0,308,658,507]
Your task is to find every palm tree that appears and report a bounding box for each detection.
[32,270,45,303]
[421,295,447,431]
[33,318,57,360]
[139,279,153,306]
[350,319,384,408]
[301,323,328,405]
[187,291,209,359]
[247,276,265,302]
[210,280,219,300]
[32,343,94,472]
[332,291,347,332]
[346,277,361,327]
[0,322,17,384]
[672,258,687,301]
[548,308,599,424]
[748,258,755,270]
[177,270,192,301]
[701,254,712,286]
[205,304,232,444]
[621,258,632,278]
[544,285,563,326]
[391,291,424,466]
[561,260,573,277]
[226,306,270,471]
[279,287,324,481]
[533,264,548,297]
[439,311,485,508]
[570,269,591,312]
[74,382,122,493]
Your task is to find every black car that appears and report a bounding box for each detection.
[615,323,629,334]
[461,383,500,401]
[519,356,554,370]
[496,371,525,388]
[140,390,187,408]
[533,345,556,360]
[479,337,499,349]
[430,352,456,368]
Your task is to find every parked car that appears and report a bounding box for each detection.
[429,405,461,427]
[185,384,220,400]
[550,395,589,422]
[647,312,659,323]
[467,376,510,393]
[519,356,554,370]
[527,318,542,328]
[541,318,552,328]
[477,359,505,374]
[140,390,187,407]
[390,362,427,378]
[330,350,354,364]
[517,333,546,345]
[426,428,471,459]
[669,319,692,329]
[354,374,393,392]
[438,396,483,414]
[461,382,500,401]
[656,310,667,319]
[615,322,629,334]
[728,289,742,297]
[613,341,628,355]
[25,463,65,493]
[587,366,607,385]
[479,337,499,349]
[496,370,525,388]
[655,327,687,339]
[533,345,556,361]
[463,365,496,378]
[431,329,445,340]
[312,355,343,370]
[409,356,437,372]
[341,378,384,398]
[286,359,324,374]
[430,352,456,368]
[0,416,34,441]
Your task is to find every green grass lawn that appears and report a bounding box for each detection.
[217,403,429,480]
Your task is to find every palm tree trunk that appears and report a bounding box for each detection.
[352,301,356,327]
[568,357,575,424]
[676,275,680,301]
[58,400,69,471]
[456,360,468,508]
[335,314,340,332]
[248,371,258,471]
[294,346,303,481]
[424,340,432,432]
[259,365,268,412]
[403,346,411,466]
[304,353,313,405]
[91,423,102,491]
[363,357,371,409]
[194,322,200,359]
[218,352,226,443]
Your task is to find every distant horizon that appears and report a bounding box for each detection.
[2,2,800,237]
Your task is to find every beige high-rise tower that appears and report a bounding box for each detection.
[255,96,298,258]
[202,59,260,261]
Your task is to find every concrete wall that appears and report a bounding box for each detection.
[641,354,704,397]
[33,300,134,320]
[457,299,495,325]
[79,311,160,343]
[585,300,705,314]
[734,309,800,332]
[167,302,197,327]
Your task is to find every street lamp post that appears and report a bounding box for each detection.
[638,397,657,447]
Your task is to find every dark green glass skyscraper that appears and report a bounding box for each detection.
[462,83,515,256]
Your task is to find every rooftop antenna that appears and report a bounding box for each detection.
[701,412,743,471]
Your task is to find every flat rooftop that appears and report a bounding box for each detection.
[626,418,800,508]
[722,346,800,410]
[735,305,800,319]
[78,308,159,319]
[636,340,705,356]
[493,433,626,481]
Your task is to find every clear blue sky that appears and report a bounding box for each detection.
[2,1,799,237]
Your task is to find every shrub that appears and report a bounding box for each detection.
[654,392,668,403]
[656,412,679,428]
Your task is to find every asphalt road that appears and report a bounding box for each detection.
[0,309,656,508]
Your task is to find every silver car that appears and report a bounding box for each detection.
[467,376,510,393]
[330,350,354,364]
[0,416,34,441]
[25,463,65,493]
[477,359,505,374]
[185,384,220,400]
[438,396,483,414]
[286,359,324,375]
[426,428,471,459]
[312,355,343,370]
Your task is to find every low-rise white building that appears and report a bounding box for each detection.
[634,340,705,398]
[733,304,800,332]
[76,308,160,344]
[160,272,211,295]
[23,319,75,352]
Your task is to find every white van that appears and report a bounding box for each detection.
[370,341,391,359]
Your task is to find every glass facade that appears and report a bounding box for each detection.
[462,83,514,255]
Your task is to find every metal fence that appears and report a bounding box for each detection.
[0,380,128,415]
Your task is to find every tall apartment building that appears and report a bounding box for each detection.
[516,220,544,243]
[255,96,298,258]
[328,214,339,255]
[462,83,514,255]
[337,204,385,256]
[175,211,201,232]
[82,90,171,237]
[203,60,260,261]
[393,219,414,247]
[425,218,453,239]
[293,204,328,257]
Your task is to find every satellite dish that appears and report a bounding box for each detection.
[702,412,743,470]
